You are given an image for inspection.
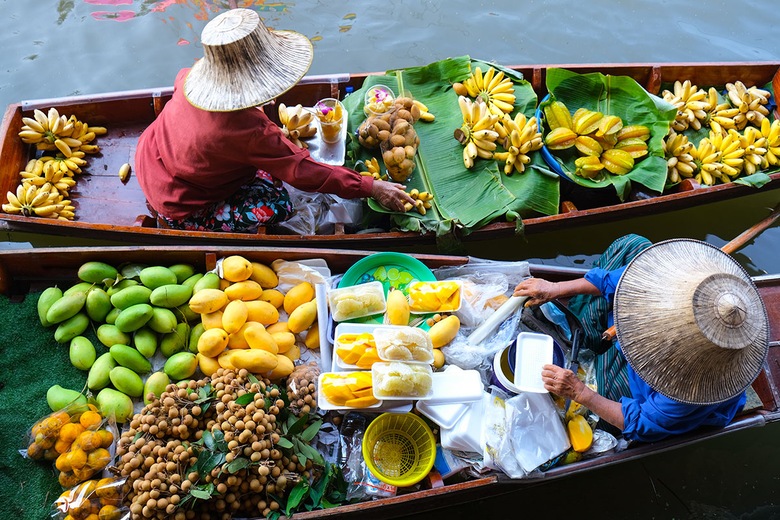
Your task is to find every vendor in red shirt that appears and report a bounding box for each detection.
[135,8,413,232]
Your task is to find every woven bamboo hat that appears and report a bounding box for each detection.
[184,8,313,112]
[614,239,768,405]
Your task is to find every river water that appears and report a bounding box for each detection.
[2,1,780,518]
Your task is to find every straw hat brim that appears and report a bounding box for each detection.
[184,9,313,112]
[614,239,768,405]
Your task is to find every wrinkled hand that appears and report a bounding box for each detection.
[513,277,558,306]
[371,179,415,213]
[541,364,583,401]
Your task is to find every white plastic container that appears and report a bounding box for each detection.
[514,332,554,393]
[328,281,386,322]
[372,361,434,400]
[373,325,434,364]
[439,391,488,453]
[415,365,482,428]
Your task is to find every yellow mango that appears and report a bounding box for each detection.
[230,349,278,373]
[188,288,228,314]
[221,255,253,282]
[197,328,229,358]
[385,288,410,326]
[336,346,361,365]
[432,349,445,369]
[258,288,284,309]
[245,300,279,326]
[224,280,264,301]
[221,299,248,334]
[271,331,296,354]
[283,344,301,362]
[345,395,380,408]
[287,299,317,334]
[428,315,460,348]
[219,278,231,290]
[568,414,594,453]
[263,354,294,381]
[217,349,239,370]
[304,322,320,350]
[266,321,289,334]
[283,282,314,315]
[200,310,224,330]
[197,353,221,377]
[249,262,279,289]
[227,322,256,349]
[243,323,278,354]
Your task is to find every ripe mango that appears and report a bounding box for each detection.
[224,280,263,301]
[287,299,317,334]
[222,299,248,334]
[197,353,221,377]
[258,288,284,309]
[428,315,460,348]
[201,310,224,330]
[249,261,279,288]
[245,300,279,326]
[221,255,253,282]
[188,288,228,314]
[230,349,278,373]
[304,322,320,350]
[270,331,296,354]
[283,282,314,315]
[244,323,278,354]
[197,327,229,358]
[263,354,293,381]
[385,289,410,326]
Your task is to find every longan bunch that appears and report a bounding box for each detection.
[286,361,320,417]
[115,369,305,519]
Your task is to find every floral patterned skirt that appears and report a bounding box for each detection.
[159,171,293,233]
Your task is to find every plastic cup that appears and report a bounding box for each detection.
[364,84,396,116]
[314,98,344,143]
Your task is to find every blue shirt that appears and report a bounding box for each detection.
[584,267,747,443]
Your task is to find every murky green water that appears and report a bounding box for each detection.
[3,1,780,517]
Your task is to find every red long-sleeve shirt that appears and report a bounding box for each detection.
[135,68,373,219]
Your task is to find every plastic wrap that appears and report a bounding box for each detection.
[51,476,129,520]
[274,184,364,236]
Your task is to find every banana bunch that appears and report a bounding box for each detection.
[402,189,434,215]
[411,99,435,122]
[493,113,543,175]
[710,130,745,181]
[358,157,386,180]
[2,182,69,218]
[738,126,768,176]
[452,66,516,117]
[662,130,697,184]
[455,96,500,169]
[278,103,317,148]
[18,108,106,156]
[661,81,715,132]
[691,136,722,186]
[760,118,780,167]
[19,158,77,194]
[726,81,771,128]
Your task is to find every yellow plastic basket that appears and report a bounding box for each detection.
[362,412,436,487]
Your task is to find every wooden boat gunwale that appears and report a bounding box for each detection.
[2,61,780,247]
[1,246,779,518]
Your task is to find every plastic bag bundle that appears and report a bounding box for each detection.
[51,476,128,520]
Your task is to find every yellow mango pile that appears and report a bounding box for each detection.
[335,332,381,369]
[320,371,379,408]
[408,281,461,313]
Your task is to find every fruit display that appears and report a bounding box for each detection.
[327,281,386,322]
[7,107,107,220]
[277,103,317,148]
[407,280,461,313]
[454,96,500,168]
[373,326,434,363]
[372,361,433,399]
[492,113,544,175]
[542,100,651,178]
[320,371,379,407]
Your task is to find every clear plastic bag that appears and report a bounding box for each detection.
[338,412,396,501]
[51,476,129,520]
[286,361,321,417]
[275,184,364,236]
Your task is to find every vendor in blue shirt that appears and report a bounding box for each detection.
[513,237,768,444]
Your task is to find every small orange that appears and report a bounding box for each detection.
[59,422,85,442]
[84,514,100,520]
[55,452,72,473]
[73,466,95,482]
[79,411,103,430]
[26,442,45,460]
[69,448,88,470]
[98,504,121,520]
[34,432,55,450]
[77,479,98,497]
[76,431,100,451]
[44,448,59,461]
[54,438,73,455]
[87,448,111,470]
[96,429,114,449]
[95,477,118,498]
[59,470,80,488]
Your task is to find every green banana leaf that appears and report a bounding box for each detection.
[540,68,678,201]
[343,56,559,237]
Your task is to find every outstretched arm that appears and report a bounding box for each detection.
[513,277,601,307]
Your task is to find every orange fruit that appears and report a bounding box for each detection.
[59,422,85,443]
[59,471,80,488]
[79,411,103,430]
[87,448,111,470]
[76,431,101,451]
[77,479,98,497]
[54,438,73,455]
[96,429,114,448]
[34,432,55,450]
[55,452,72,472]
[26,442,45,460]
[98,505,121,520]
[69,448,88,470]
[73,466,95,482]
[95,477,118,498]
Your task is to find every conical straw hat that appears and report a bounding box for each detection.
[184,8,313,112]
[614,239,768,405]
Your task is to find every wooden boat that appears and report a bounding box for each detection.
[2,244,779,519]
[2,62,780,249]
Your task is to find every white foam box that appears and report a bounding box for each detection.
[514,331,554,393]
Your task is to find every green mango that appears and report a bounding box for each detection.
[96,323,132,349]
[110,344,152,374]
[46,385,88,413]
[85,286,112,323]
[139,266,178,290]
[64,282,95,296]
[150,284,192,309]
[175,302,200,323]
[110,285,152,310]
[181,273,204,290]
[114,303,154,333]
[109,366,144,397]
[147,307,178,334]
[104,306,121,325]
[169,264,197,284]
[193,272,220,293]
[69,336,97,370]
[46,291,87,324]
[164,352,198,380]
[37,286,63,327]
[54,311,90,343]
[96,388,134,423]
[133,327,158,358]
[87,352,117,391]
[77,261,119,285]
[143,371,171,405]
[188,322,206,354]
[160,322,190,357]
[106,278,139,297]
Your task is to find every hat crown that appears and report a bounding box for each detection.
[716,292,747,329]
[202,9,256,44]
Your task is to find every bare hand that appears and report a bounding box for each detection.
[371,179,415,213]
[513,277,558,306]
[541,364,583,401]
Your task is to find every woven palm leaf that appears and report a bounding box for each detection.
[343,56,559,236]
[539,68,677,201]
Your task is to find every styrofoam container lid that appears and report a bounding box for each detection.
[415,365,481,428]
[439,392,487,453]
[514,332,554,393]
